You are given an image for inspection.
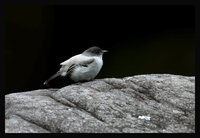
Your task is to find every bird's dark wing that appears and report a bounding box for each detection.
[67,64,76,74]
[79,58,94,67]
[67,58,95,75]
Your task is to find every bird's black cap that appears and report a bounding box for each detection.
[83,46,108,56]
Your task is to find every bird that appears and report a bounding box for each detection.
[43,46,108,85]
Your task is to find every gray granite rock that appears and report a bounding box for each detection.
[5,74,195,133]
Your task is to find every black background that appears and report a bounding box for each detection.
[4,5,195,94]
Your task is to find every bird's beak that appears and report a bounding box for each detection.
[103,50,108,53]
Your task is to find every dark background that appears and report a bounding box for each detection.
[4,5,195,94]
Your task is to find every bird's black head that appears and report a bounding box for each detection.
[83,46,108,56]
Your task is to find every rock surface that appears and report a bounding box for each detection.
[5,74,195,133]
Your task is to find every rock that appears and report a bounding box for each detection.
[5,74,195,133]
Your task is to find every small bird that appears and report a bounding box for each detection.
[43,46,108,85]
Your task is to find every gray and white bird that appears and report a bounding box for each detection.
[43,46,107,85]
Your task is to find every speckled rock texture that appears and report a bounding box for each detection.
[5,74,195,133]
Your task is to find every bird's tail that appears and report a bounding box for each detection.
[43,72,61,85]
